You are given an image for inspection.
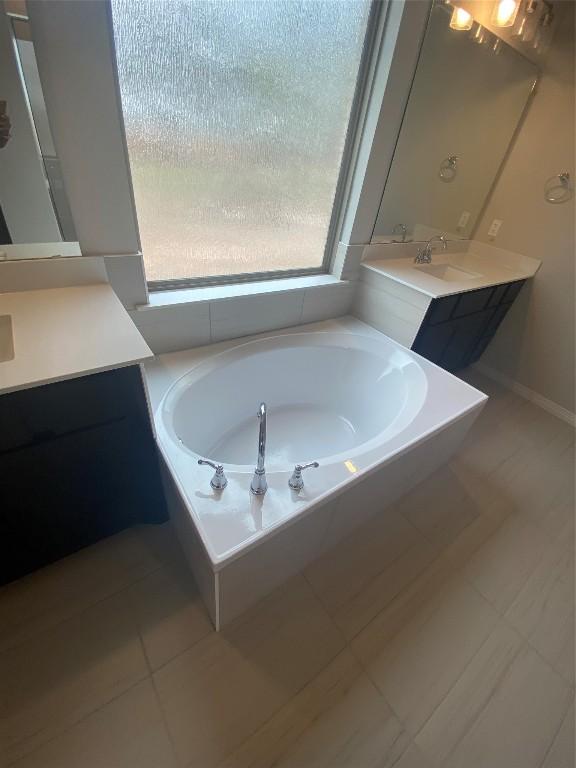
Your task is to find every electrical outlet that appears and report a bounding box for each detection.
[487,219,503,238]
[457,211,471,230]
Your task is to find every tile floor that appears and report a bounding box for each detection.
[0,371,573,767]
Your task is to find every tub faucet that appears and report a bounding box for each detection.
[198,459,227,490]
[288,462,319,491]
[250,402,268,496]
[414,234,447,264]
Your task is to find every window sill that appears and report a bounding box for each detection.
[137,274,346,310]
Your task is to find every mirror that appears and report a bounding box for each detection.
[373,0,538,243]
[0,3,78,256]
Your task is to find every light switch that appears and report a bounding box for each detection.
[457,211,471,230]
[487,219,503,238]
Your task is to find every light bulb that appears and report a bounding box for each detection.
[492,0,520,27]
[512,14,527,38]
[532,9,554,53]
[514,0,540,41]
[450,6,473,30]
[471,22,487,43]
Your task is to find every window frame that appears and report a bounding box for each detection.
[111,0,382,293]
[29,0,431,310]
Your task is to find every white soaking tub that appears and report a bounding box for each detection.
[146,318,487,628]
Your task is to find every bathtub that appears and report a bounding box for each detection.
[146,318,487,628]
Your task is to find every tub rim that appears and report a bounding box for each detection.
[157,329,429,471]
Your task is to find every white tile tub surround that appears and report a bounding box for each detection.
[130,276,355,354]
[144,317,487,628]
[0,254,108,293]
[353,266,430,348]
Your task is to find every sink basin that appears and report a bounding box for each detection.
[0,315,14,362]
[415,263,482,282]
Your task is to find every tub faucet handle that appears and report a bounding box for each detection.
[198,459,228,491]
[288,461,319,491]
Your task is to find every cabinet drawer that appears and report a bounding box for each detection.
[452,287,493,318]
[1,366,145,444]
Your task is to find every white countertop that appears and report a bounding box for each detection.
[0,283,153,394]
[361,242,541,299]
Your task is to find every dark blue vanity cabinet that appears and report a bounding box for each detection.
[0,366,168,585]
[412,281,525,373]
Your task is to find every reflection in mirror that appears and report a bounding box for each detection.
[0,3,78,256]
[373,0,538,243]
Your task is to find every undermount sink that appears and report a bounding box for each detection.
[0,315,15,362]
[415,263,482,282]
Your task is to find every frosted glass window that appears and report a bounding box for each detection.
[110,0,371,283]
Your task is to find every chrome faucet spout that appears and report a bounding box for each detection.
[414,233,448,264]
[256,402,266,471]
[251,402,268,495]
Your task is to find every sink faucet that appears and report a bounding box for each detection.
[414,234,448,264]
[250,402,268,495]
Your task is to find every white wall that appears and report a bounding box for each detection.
[28,0,142,260]
[473,4,575,415]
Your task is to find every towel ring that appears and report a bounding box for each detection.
[439,155,458,182]
[544,172,573,204]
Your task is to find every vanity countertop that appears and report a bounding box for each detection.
[362,244,541,299]
[0,283,152,394]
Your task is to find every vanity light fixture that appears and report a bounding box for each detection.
[492,0,520,26]
[449,6,473,30]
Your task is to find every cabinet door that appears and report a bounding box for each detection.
[412,281,526,373]
[484,304,511,337]
[412,322,455,365]
[502,281,524,303]
[0,366,167,585]
[488,284,508,307]
[13,366,144,439]
[440,311,492,372]
[426,295,459,325]
[467,334,493,366]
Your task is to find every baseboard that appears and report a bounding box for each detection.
[474,362,576,428]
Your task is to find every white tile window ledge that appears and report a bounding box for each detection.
[138,274,347,310]
[129,275,356,354]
